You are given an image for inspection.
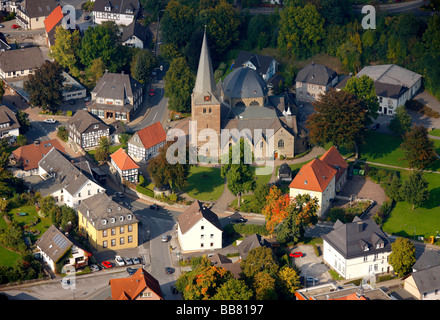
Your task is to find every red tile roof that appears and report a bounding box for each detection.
[11,140,65,171]
[135,121,166,150]
[319,146,349,182]
[44,5,64,34]
[110,147,139,171]
[289,158,337,193]
[109,268,163,300]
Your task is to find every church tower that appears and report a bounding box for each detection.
[191,30,222,141]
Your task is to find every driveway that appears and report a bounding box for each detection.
[290,244,332,287]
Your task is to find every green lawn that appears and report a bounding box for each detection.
[429,129,440,137]
[0,245,20,267]
[184,166,225,202]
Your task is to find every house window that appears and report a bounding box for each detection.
[210,242,214,247]
[103,230,107,237]
[111,228,116,236]
[142,292,152,298]
[201,226,204,230]
[128,225,133,232]
[201,243,204,248]
[111,239,116,246]
[120,237,125,245]
[278,139,284,148]
[210,234,214,238]
[103,240,107,248]
[128,235,133,243]
[120,226,124,234]
[201,234,204,239]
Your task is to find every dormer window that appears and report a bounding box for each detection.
[126,8,133,13]
[105,6,111,11]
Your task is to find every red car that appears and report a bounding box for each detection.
[149,89,155,96]
[102,261,113,268]
[290,252,303,258]
[11,24,20,29]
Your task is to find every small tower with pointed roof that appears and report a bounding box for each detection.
[191,29,222,142]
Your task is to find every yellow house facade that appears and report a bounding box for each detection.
[77,193,139,251]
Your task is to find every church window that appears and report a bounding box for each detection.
[209,108,212,113]
[203,108,206,113]
[250,100,259,106]
[278,139,284,148]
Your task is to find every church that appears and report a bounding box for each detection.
[190,31,309,160]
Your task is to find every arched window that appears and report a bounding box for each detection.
[250,100,259,106]
[203,108,206,113]
[278,139,284,148]
[209,108,212,113]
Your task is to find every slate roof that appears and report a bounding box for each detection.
[356,64,422,89]
[36,224,73,263]
[322,216,391,259]
[233,51,277,77]
[237,234,271,260]
[412,250,440,272]
[0,47,45,73]
[0,105,20,133]
[21,0,57,18]
[109,268,163,300]
[92,0,139,15]
[67,110,109,134]
[121,20,148,43]
[295,63,338,86]
[374,81,407,99]
[410,265,440,295]
[36,147,96,197]
[223,67,268,99]
[177,200,222,235]
[11,139,65,171]
[77,192,138,230]
[92,71,142,101]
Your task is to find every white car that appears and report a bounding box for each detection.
[44,118,56,124]
[161,235,168,242]
[115,255,125,266]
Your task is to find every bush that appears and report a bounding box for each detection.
[57,126,68,142]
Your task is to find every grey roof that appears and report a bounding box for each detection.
[410,265,440,295]
[92,71,142,101]
[36,224,73,263]
[0,105,20,133]
[322,216,391,259]
[177,200,222,235]
[356,64,422,89]
[121,20,148,43]
[0,47,44,73]
[77,193,138,230]
[193,31,219,105]
[233,51,277,77]
[413,250,440,272]
[237,234,271,260]
[223,67,268,99]
[92,0,139,15]
[374,81,407,99]
[67,110,109,134]
[295,63,338,86]
[278,163,292,175]
[36,147,97,197]
[21,0,57,18]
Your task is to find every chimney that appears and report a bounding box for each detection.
[357,221,363,233]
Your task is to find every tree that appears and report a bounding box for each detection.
[79,22,127,72]
[343,75,379,120]
[240,246,279,280]
[49,26,81,76]
[253,271,277,300]
[15,110,30,133]
[24,61,64,113]
[278,266,301,299]
[164,56,195,113]
[278,3,325,59]
[261,186,291,234]
[221,139,256,208]
[388,237,416,277]
[400,170,430,210]
[307,89,369,151]
[389,105,412,136]
[147,141,190,192]
[94,136,111,162]
[400,124,437,169]
[386,175,404,202]
[85,57,105,87]
[130,49,157,84]
[212,278,253,300]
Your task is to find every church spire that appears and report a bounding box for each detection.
[193,28,219,104]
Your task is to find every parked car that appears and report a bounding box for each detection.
[124,257,133,265]
[232,217,247,223]
[150,204,159,210]
[306,276,318,283]
[149,89,155,96]
[90,264,100,272]
[126,267,138,275]
[370,123,380,130]
[115,255,125,266]
[60,278,71,285]
[44,118,56,124]
[290,252,304,258]
[102,261,113,268]
[11,24,20,29]
[165,267,174,275]
[84,15,90,20]
[84,96,91,102]
[161,235,169,242]
[0,24,4,28]
[132,257,141,264]
[171,285,178,294]
[123,201,132,209]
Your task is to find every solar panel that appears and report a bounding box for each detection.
[52,233,69,249]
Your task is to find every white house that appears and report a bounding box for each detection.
[127,122,166,161]
[0,105,20,141]
[177,200,223,253]
[295,63,339,103]
[233,51,279,83]
[356,64,422,116]
[35,224,91,273]
[289,146,348,216]
[121,20,148,49]
[0,47,45,79]
[92,0,140,26]
[36,147,105,208]
[322,217,393,280]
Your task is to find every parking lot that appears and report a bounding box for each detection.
[290,244,333,287]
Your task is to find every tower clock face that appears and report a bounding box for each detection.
[204,95,211,102]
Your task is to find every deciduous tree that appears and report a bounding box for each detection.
[164,56,195,113]
[388,237,416,277]
[389,105,412,136]
[343,74,379,120]
[400,170,430,210]
[400,124,437,169]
